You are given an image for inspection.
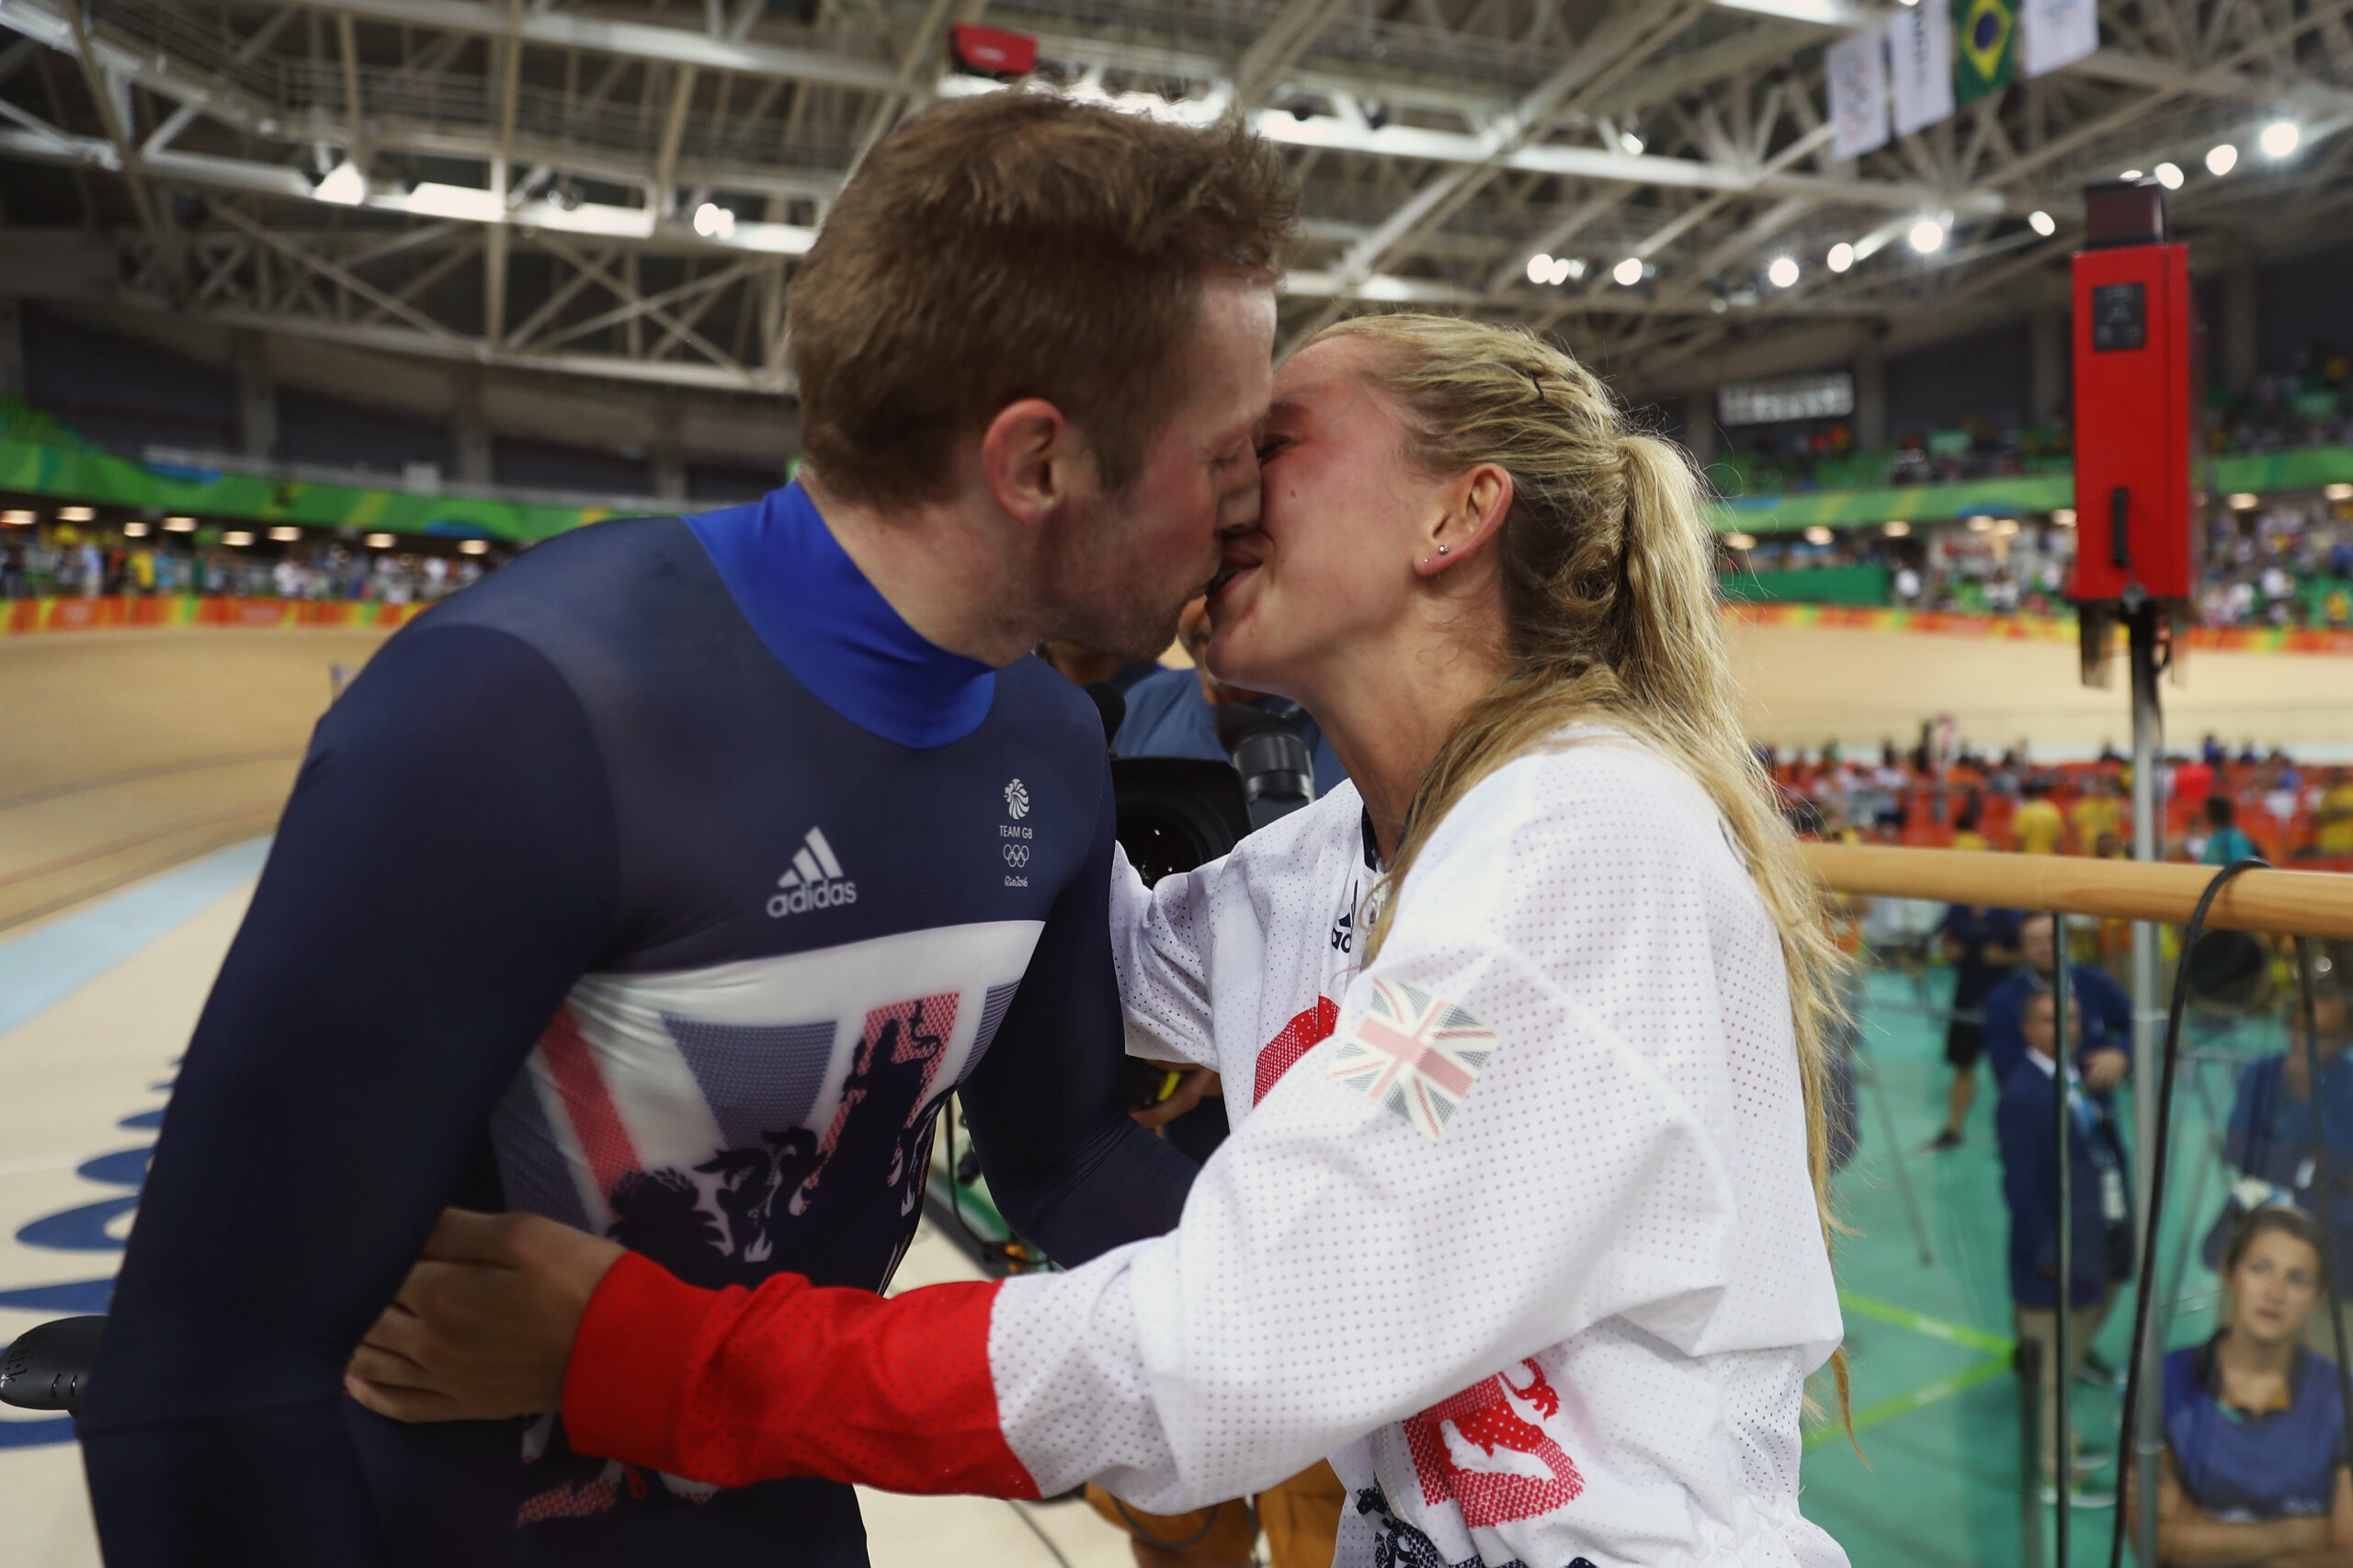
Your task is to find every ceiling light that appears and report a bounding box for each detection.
[1620,130,1645,155]
[2052,507,2078,526]
[1907,218,1946,254]
[404,182,502,222]
[1612,256,1643,287]
[2325,483,2353,501]
[222,530,255,548]
[1768,256,1801,289]
[1803,525,1835,545]
[459,539,490,555]
[2028,210,2056,236]
[1827,242,1855,273]
[1,509,32,526]
[313,158,367,206]
[2206,142,2239,176]
[2228,492,2259,509]
[2261,119,2301,158]
[1994,517,2020,537]
[1546,256,1573,285]
[1966,514,1994,531]
[366,532,396,548]
[1710,296,1729,312]
[122,521,149,537]
[268,526,301,541]
[1527,254,1552,285]
[58,505,94,522]
[2154,162,2184,189]
[2120,168,2143,181]
[163,516,196,532]
[1882,519,1910,537]
[1724,531,1756,550]
[692,201,736,239]
[1563,256,1586,281]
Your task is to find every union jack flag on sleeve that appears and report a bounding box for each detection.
[1325,978,1495,1140]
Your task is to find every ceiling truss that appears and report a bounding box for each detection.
[0,0,2348,402]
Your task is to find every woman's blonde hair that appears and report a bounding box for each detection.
[1321,312,1852,1419]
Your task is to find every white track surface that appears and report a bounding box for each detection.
[0,846,1139,1568]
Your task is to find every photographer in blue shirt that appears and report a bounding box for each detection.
[1114,595,1347,797]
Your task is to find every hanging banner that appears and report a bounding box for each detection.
[2019,0,2099,76]
[1889,0,1955,137]
[1826,27,1892,162]
[1954,0,2018,104]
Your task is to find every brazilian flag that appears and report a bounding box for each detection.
[1954,0,2018,103]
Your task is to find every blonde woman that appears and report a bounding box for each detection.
[350,315,1851,1568]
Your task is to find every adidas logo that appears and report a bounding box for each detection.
[767,825,858,917]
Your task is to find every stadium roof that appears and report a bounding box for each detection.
[2,0,2348,404]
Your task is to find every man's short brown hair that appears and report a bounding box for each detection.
[789,93,1296,507]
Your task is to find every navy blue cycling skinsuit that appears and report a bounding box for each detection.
[76,482,1199,1566]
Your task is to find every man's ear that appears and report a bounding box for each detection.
[980,398,1089,528]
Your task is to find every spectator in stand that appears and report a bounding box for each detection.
[1984,912,2132,1090]
[2319,767,2353,859]
[2000,981,2137,1508]
[2222,949,2353,1359]
[2016,779,2065,855]
[2072,774,2125,855]
[1114,594,1348,797]
[1928,883,2023,1152]
[1952,802,1993,853]
[2,531,28,598]
[2176,752,2218,811]
[2144,1207,2351,1565]
[2204,795,2264,867]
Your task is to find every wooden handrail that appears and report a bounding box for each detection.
[1803,844,2353,941]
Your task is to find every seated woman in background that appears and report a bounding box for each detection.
[2146,1207,2352,1566]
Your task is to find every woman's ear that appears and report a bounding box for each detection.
[1415,463,1514,577]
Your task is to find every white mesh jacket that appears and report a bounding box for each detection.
[997,733,1850,1568]
[568,732,1851,1568]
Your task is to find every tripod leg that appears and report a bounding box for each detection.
[1854,1028,1937,1267]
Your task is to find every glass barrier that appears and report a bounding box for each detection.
[1810,930,2346,1567]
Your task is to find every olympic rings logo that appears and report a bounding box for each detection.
[1003,844,1030,868]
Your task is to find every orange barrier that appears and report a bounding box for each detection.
[1734,602,2353,657]
[3,596,423,635]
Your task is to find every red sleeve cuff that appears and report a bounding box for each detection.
[559,1249,1037,1499]
[563,1249,719,1476]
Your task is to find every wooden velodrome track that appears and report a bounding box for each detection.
[0,628,387,934]
[1,612,2349,1567]
[7,612,2351,930]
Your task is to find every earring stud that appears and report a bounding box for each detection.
[1437,543,1450,555]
